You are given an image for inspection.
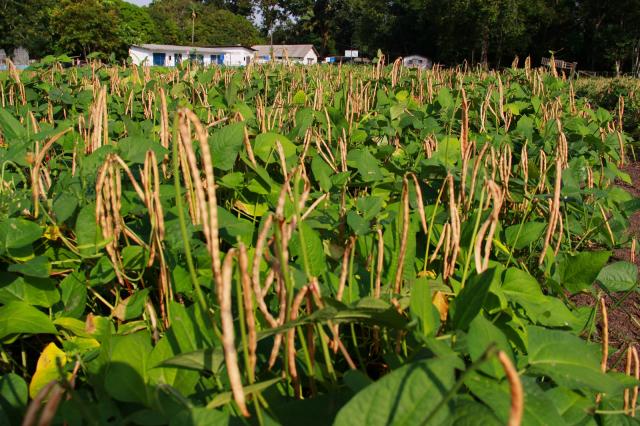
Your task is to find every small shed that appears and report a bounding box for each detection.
[251,45,319,65]
[403,55,432,70]
[129,44,256,67]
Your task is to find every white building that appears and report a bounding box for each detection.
[403,55,433,70]
[129,44,256,67]
[251,44,319,65]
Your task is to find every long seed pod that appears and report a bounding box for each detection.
[238,243,257,380]
[221,250,249,417]
[498,351,524,426]
[394,177,410,293]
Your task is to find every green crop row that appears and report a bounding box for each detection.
[0,59,638,425]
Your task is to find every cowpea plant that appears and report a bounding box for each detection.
[0,56,638,425]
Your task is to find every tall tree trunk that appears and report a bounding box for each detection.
[481,31,489,69]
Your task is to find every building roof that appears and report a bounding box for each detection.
[132,44,256,53]
[251,44,318,59]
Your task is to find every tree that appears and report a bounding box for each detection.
[0,0,57,57]
[148,0,262,46]
[51,0,124,58]
[114,0,161,47]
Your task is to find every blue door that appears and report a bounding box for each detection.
[218,54,225,65]
[152,53,166,66]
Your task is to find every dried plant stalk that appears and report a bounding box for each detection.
[498,351,524,426]
[221,250,249,417]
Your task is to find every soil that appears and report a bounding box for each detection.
[572,161,640,371]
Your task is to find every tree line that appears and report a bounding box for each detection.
[1,0,639,73]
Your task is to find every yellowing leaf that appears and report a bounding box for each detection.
[233,200,269,218]
[432,291,449,322]
[29,343,67,398]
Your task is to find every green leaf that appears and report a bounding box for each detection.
[75,204,101,257]
[0,219,42,255]
[156,348,224,374]
[554,251,610,293]
[450,398,502,426]
[104,332,152,405]
[292,90,307,105]
[334,356,457,425]
[346,148,384,182]
[596,261,637,292]
[500,268,579,329]
[170,408,229,426]
[346,211,370,235]
[466,374,567,426]
[505,221,546,250]
[58,272,87,318]
[0,272,59,308]
[526,326,623,393]
[289,222,327,277]
[8,256,50,278]
[0,373,28,422]
[0,302,57,341]
[113,288,150,321]
[467,315,513,379]
[206,378,281,409]
[0,109,27,141]
[254,132,296,163]
[217,207,253,245]
[209,122,245,171]
[452,267,500,329]
[409,278,439,337]
[311,154,333,192]
[118,136,168,165]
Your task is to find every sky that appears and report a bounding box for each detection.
[125,0,151,6]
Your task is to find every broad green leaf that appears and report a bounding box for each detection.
[0,219,42,254]
[450,398,502,426]
[527,326,623,394]
[254,132,296,163]
[170,408,229,426]
[0,109,27,141]
[311,154,333,192]
[118,136,167,165]
[467,314,513,378]
[8,256,50,278]
[334,357,457,425]
[452,267,500,329]
[500,268,579,329]
[505,221,546,250]
[0,302,57,341]
[0,373,27,422]
[466,373,567,426]
[156,348,224,374]
[346,148,383,182]
[596,261,637,292]
[554,251,610,293]
[206,378,281,409]
[75,203,101,257]
[217,206,253,245]
[545,387,595,425]
[113,288,150,321]
[104,332,152,405]
[0,273,59,308]
[58,271,86,318]
[209,122,245,171]
[29,343,67,398]
[289,222,327,277]
[409,278,439,337]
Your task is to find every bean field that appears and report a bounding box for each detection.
[0,58,639,425]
